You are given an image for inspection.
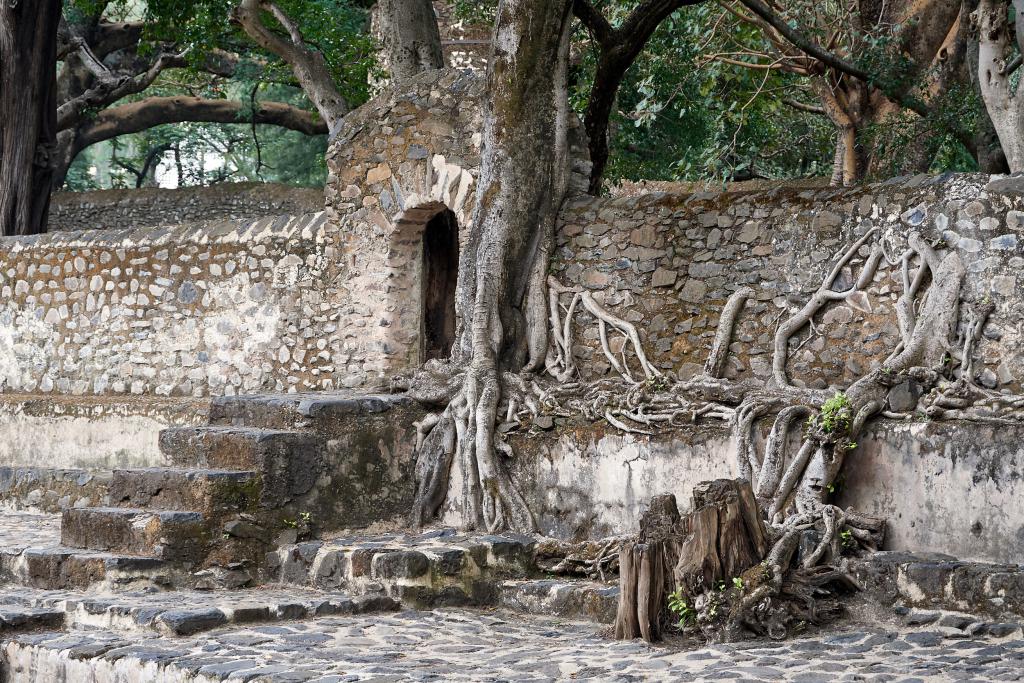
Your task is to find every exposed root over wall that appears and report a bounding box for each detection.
[404,222,1024,640]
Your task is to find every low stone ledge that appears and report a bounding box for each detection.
[852,551,1024,621]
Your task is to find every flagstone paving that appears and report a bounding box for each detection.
[6,607,1024,682]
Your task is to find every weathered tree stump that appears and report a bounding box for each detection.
[613,494,679,641]
[614,480,770,642]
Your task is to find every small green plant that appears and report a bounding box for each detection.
[732,576,744,591]
[282,518,298,529]
[299,511,312,524]
[840,529,854,549]
[715,579,727,592]
[647,375,671,392]
[818,392,853,434]
[667,588,695,628]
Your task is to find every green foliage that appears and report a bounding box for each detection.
[731,576,744,591]
[62,0,373,190]
[453,0,497,24]
[667,588,695,628]
[64,0,986,192]
[818,392,853,435]
[569,2,834,186]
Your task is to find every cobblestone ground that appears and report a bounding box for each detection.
[7,608,1024,682]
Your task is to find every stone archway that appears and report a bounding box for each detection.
[421,208,459,360]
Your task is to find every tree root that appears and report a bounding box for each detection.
[536,536,625,580]
[705,287,754,379]
[547,277,661,381]
[409,216,1023,587]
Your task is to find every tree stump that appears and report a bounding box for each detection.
[614,480,769,642]
[613,494,679,641]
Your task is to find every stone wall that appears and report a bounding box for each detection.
[49,183,323,232]
[0,213,359,398]
[323,67,587,382]
[440,418,1024,565]
[553,174,1024,391]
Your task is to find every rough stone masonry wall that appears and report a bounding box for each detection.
[49,183,323,232]
[553,174,1024,391]
[324,67,589,382]
[0,213,356,397]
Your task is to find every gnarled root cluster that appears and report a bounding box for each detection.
[607,227,1023,642]
[535,536,625,580]
[407,222,1022,644]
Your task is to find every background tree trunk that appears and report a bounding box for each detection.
[377,0,445,83]
[0,0,63,236]
[976,0,1024,171]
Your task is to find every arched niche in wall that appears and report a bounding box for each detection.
[393,199,462,365]
[421,208,459,360]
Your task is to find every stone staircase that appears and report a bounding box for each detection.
[0,388,620,680]
[269,527,619,622]
[0,391,423,591]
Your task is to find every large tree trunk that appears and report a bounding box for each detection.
[377,0,444,83]
[456,0,573,531]
[411,0,574,533]
[0,0,63,235]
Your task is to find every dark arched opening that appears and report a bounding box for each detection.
[422,209,459,361]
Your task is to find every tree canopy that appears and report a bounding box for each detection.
[28,0,1024,194]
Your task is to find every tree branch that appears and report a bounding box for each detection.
[782,97,826,115]
[73,96,328,153]
[231,0,349,131]
[57,49,185,131]
[573,0,614,45]
[573,0,705,193]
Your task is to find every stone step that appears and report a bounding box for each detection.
[851,551,1024,621]
[208,392,412,431]
[499,579,618,624]
[0,606,64,634]
[109,468,259,516]
[0,512,183,591]
[0,586,399,637]
[158,426,322,510]
[0,466,110,513]
[61,507,207,563]
[269,528,538,608]
[159,426,320,470]
[1,546,183,591]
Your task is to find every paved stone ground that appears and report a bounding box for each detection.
[0,586,399,636]
[6,607,1024,682]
